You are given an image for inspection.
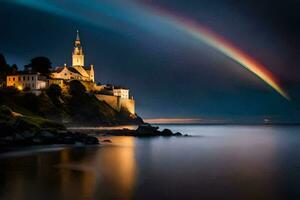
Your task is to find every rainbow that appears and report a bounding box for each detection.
[143,6,290,100]
[8,0,289,99]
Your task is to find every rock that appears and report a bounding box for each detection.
[174,132,182,136]
[15,133,25,140]
[75,141,84,146]
[99,124,185,137]
[3,136,13,141]
[61,136,76,144]
[40,131,55,138]
[136,125,160,135]
[102,139,112,143]
[57,130,68,134]
[14,118,37,132]
[0,105,14,117]
[78,135,99,145]
[32,138,43,144]
[0,123,15,137]
[161,129,173,136]
[21,131,35,138]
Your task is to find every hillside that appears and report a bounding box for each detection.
[0,81,144,126]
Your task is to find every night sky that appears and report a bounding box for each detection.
[1,0,300,122]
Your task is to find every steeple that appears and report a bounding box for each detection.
[76,30,80,41]
[74,30,82,50]
[72,30,84,66]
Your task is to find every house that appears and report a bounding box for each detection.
[6,73,47,94]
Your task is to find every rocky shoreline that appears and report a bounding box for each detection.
[0,105,99,147]
[94,124,186,137]
[0,129,99,147]
[0,105,186,148]
[0,124,186,148]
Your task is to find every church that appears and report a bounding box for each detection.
[6,31,136,115]
[51,31,95,82]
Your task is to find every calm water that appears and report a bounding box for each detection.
[0,125,300,200]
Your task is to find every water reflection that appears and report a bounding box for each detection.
[0,126,300,199]
[0,137,137,200]
[93,136,136,199]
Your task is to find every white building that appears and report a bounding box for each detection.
[113,88,129,99]
[6,73,47,91]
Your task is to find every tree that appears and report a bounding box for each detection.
[0,54,19,87]
[46,84,62,106]
[0,54,7,68]
[47,84,62,98]
[0,54,10,75]
[11,64,18,74]
[24,64,31,73]
[69,80,86,96]
[27,57,52,75]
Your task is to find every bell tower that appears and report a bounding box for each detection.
[72,30,84,66]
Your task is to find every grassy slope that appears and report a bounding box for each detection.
[0,105,65,134]
[0,86,143,126]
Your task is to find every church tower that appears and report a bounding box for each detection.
[72,30,84,66]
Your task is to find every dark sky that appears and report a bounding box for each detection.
[1,0,300,122]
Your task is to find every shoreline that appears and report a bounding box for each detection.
[0,124,184,150]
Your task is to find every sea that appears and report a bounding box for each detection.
[0,125,299,200]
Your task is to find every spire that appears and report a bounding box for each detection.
[74,30,82,48]
[76,30,80,41]
[72,30,84,66]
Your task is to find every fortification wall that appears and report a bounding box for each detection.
[96,94,120,111]
[95,94,135,115]
[120,98,135,115]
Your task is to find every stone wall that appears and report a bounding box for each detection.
[95,94,135,115]
[120,98,135,115]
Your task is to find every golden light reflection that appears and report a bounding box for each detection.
[94,136,136,199]
[55,137,137,199]
[56,149,98,199]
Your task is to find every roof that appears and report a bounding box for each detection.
[114,87,129,90]
[67,67,81,74]
[53,66,64,73]
[84,65,92,71]
[104,84,128,90]
[76,30,80,41]
[52,66,81,76]
[7,72,41,76]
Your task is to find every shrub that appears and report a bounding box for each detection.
[68,80,86,96]
[46,84,62,98]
